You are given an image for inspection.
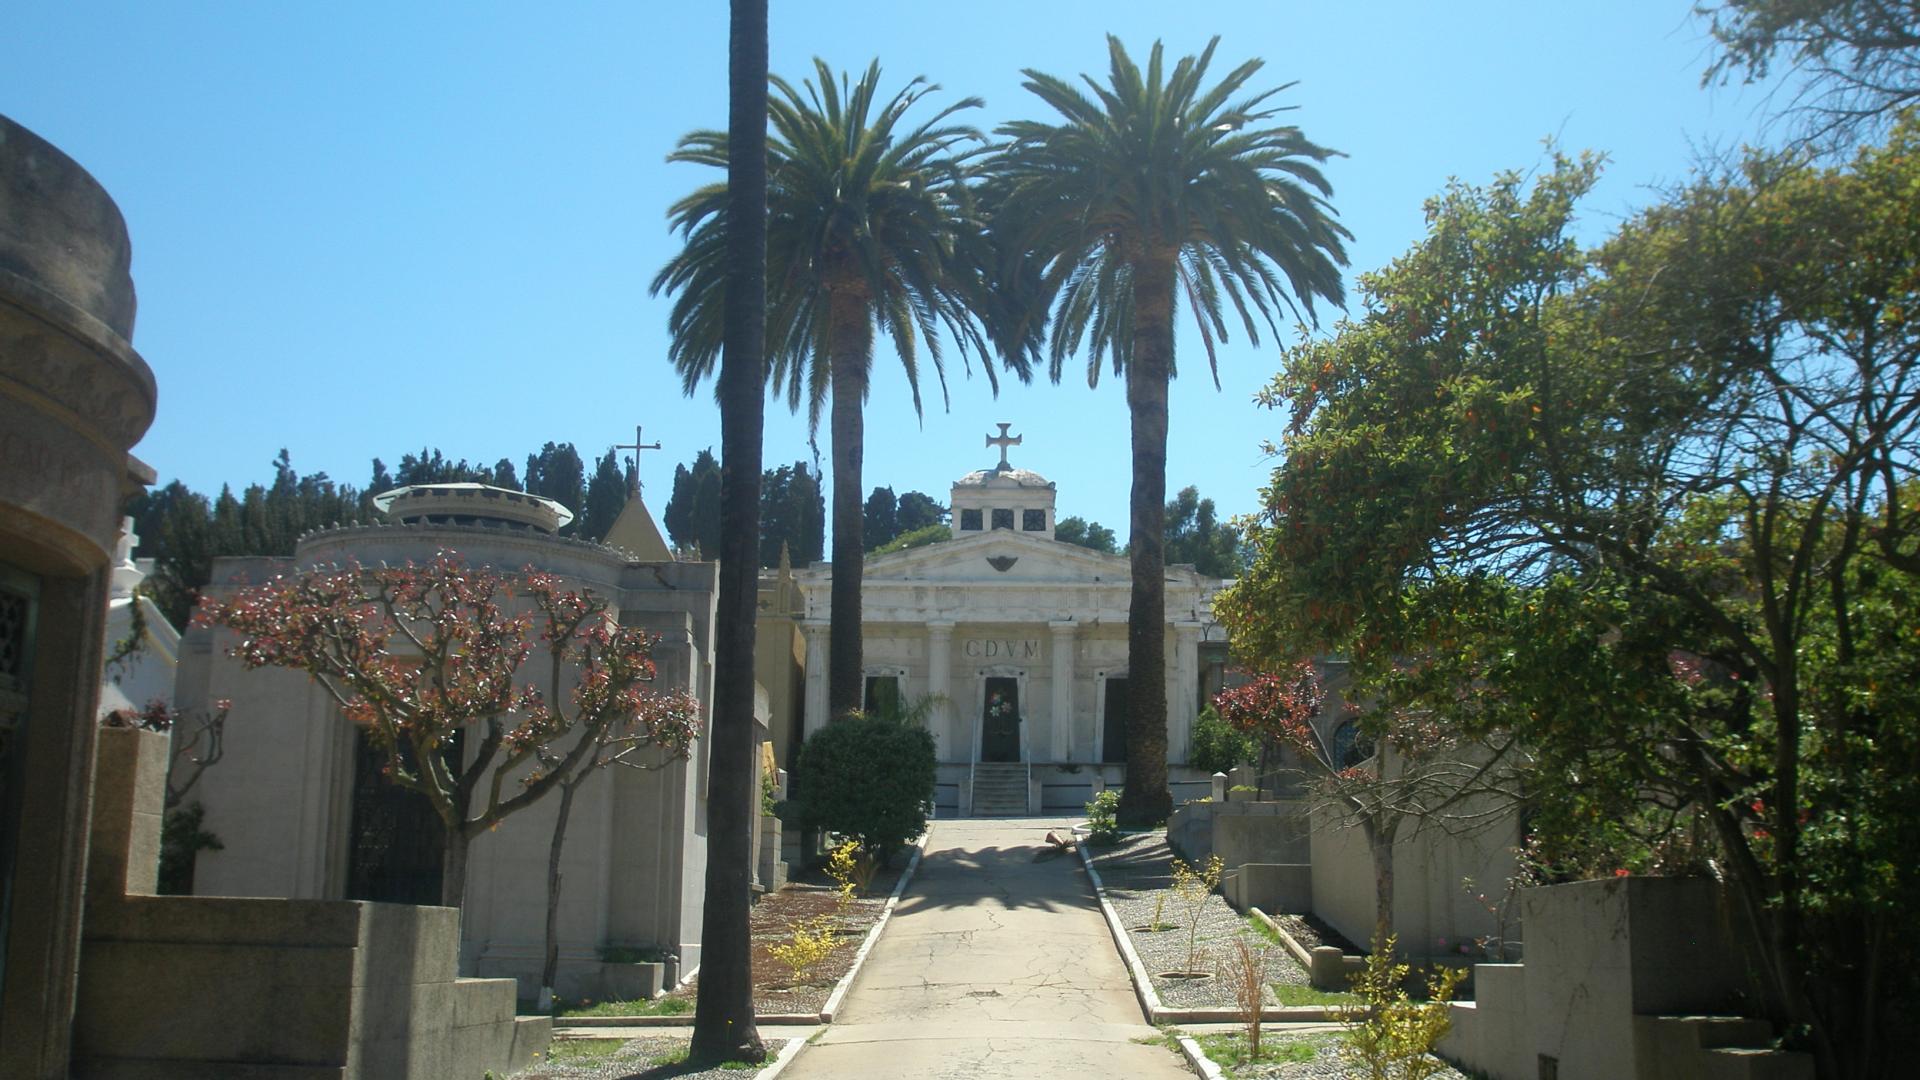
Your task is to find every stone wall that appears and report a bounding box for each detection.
[73,725,547,1078]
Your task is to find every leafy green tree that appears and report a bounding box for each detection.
[523,442,587,532]
[578,448,626,543]
[654,60,1028,722]
[894,490,946,532]
[394,447,497,486]
[759,462,826,568]
[1054,515,1119,553]
[1701,0,1920,146]
[1164,486,1241,578]
[863,486,899,550]
[1223,130,1920,1078]
[870,523,950,555]
[665,449,725,558]
[989,36,1349,822]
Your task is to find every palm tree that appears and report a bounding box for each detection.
[988,36,1349,824]
[654,60,1028,724]
[689,0,767,1064]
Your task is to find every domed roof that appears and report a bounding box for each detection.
[954,466,1054,489]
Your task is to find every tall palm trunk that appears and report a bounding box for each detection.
[691,0,767,1063]
[1119,256,1175,825]
[826,290,873,722]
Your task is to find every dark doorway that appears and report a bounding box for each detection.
[980,677,1021,762]
[1101,676,1129,764]
[864,674,901,718]
[345,728,450,905]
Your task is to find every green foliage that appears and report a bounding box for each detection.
[871,523,950,555]
[1084,788,1121,845]
[758,461,826,568]
[158,801,221,896]
[1196,1031,1323,1072]
[577,448,627,543]
[557,994,691,1018]
[523,442,588,529]
[1188,705,1255,775]
[1337,935,1464,1080]
[863,486,898,550]
[864,488,947,551]
[795,715,936,859]
[664,448,723,558]
[1164,486,1243,577]
[1224,124,1920,1075]
[894,491,946,533]
[1055,515,1119,553]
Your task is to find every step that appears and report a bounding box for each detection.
[1700,1047,1816,1080]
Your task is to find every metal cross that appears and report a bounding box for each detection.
[613,425,662,498]
[985,422,1022,471]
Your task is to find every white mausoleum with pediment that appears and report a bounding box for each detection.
[790,427,1232,816]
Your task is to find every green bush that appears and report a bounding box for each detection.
[794,715,935,860]
[1188,704,1254,775]
[1085,789,1121,845]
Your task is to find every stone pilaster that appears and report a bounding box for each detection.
[800,621,829,740]
[926,622,953,760]
[1048,620,1075,762]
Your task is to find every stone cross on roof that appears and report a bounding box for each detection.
[614,425,662,499]
[986,422,1022,472]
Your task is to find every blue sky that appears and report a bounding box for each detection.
[3,2,1784,540]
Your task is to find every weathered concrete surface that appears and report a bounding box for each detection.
[782,818,1193,1079]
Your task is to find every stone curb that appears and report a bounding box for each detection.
[1078,841,1343,1025]
[820,829,928,1023]
[1249,906,1314,970]
[753,1035,808,1080]
[1175,1034,1228,1080]
[1078,838,1167,1021]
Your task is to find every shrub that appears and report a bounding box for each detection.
[1337,933,1465,1080]
[767,915,839,985]
[795,715,935,860]
[1188,704,1255,775]
[1171,854,1226,971]
[1085,789,1121,845]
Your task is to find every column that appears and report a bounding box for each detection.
[800,621,829,740]
[1170,621,1202,765]
[1049,620,1076,762]
[926,622,954,761]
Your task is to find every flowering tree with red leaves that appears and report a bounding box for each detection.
[1215,661,1520,945]
[200,551,700,909]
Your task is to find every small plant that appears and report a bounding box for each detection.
[1085,789,1121,845]
[1223,935,1270,1060]
[1337,933,1465,1080]
[766,914,839,985]
[1171,854,1226,972]
[1150,890,1172,932]
[825,838,875,908]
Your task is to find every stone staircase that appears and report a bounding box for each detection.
[1633,1015,1813,1080]
[970,763,1030,816]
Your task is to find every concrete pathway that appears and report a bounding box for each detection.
[780,817,1194,1079]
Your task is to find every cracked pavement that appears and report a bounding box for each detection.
[780,818,1194,1079]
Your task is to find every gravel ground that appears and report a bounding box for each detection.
[1268,912,1358,955]
[1089,832,1310,1008]
[511,1035,783,1079]
[1201,1033,1467,1080]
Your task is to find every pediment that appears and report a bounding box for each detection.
[857,530,1130,584]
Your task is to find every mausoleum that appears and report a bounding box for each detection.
[177,479,743,999]
[791,427,1233,816]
